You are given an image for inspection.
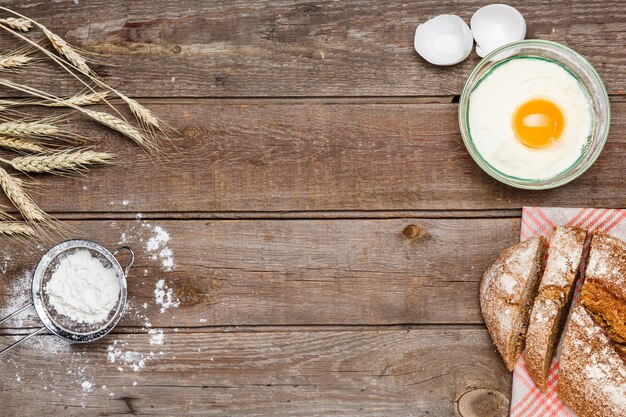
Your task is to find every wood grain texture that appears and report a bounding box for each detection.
[0,0,623,97]
[0,328,510,416]
[0,217,519,329]
[0,101,623,213]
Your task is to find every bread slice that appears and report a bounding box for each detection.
[558,305,626,417]
[480,236,547,371]
[525,226,587,391]
[580,233,626,346]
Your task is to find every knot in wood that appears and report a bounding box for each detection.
[183,126,201,139]
[171,45,182,54]
[403,224,429,241]
[456,388,509,417]
[174,285,200,306]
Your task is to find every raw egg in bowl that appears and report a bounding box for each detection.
[458,40,610,189]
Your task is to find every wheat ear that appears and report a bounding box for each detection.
[0,53,31,69]
[0,12,166,143]
[0,221,35,237]
[0,91,108,109]
[4,150,114,174]
[80,108,151,149]
[40,26,91,74]
[0,17,31,31]
[46,91,109,107]
[0,120,59,138]
[0,136,45,153]
[0,167,47,224]
[0,78,149,148]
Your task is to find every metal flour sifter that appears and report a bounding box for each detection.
[0,239,134,356]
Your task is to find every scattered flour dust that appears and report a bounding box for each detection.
[81,380,94,393]
[119,222,176,272]
[146,226,175,271]
[148,329,165,345]
[106,338,164,372]
[154,279,180,313]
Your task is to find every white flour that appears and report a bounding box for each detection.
[146,226,175,271]
[154,279,179,313]
[45,250,120,324]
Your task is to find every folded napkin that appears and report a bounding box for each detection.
[510,206,626,417]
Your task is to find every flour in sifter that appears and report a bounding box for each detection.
[45,249,120,324]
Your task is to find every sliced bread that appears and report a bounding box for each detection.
[480,236,547,371]
[525,226,587,391]
[558,305,626,417]
[580,233,626,347]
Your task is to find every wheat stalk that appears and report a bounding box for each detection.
[0,11,167,145]
[0,221,35,237]
[0,136,45,152]
[0,17,31,32]
[0,79,148,147]
[0,167,47,224]
[4,150,113,173]
[0,91,108,109]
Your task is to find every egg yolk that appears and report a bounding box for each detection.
[512,98,564,148]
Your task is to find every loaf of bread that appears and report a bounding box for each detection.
[559,306,626,417]
[558,233,626,417]
[480,236,547,371]
[525,227,587,392]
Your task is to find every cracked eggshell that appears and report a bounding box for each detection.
[471,4,526,57]
[414,14,473,66]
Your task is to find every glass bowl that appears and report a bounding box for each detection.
[458,40,610,190]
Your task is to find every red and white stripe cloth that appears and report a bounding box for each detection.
[510,206,626,417]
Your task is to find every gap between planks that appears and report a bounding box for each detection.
[0,209,522,220]
[0,323,487,336]
[0,95,624,104]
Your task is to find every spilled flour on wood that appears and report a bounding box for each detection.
[2,219,180,406]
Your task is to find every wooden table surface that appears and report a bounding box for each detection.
[0,1,623,416]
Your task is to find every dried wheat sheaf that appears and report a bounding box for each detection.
[0,6,169,239]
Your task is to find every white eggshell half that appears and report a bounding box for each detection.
[414,14,473,66]
[471,4,526,57]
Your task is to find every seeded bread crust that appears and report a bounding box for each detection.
[559,305,626,417]
[480,236,547,371]
[525,227,587,392]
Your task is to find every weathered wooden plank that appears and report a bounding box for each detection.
[0,218,519,328]
[0,328,511,417]
[1,101,625,213]
[0,0,623,97]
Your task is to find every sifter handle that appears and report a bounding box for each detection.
[113,246,135,277]
[0,302,45,357]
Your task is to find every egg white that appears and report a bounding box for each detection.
[468,57,593,180]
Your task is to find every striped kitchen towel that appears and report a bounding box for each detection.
[510,206,626,417]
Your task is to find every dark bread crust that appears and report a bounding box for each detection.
[559,306,626,417]
[525,227,587,392]
[558,233,626,416]
[480,236,547,371]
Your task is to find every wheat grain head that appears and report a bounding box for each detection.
[8,150,114,174]
[0,17,31,31]
[0,136,45,152]
[0,167,47,224]
[0,221,35,237]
